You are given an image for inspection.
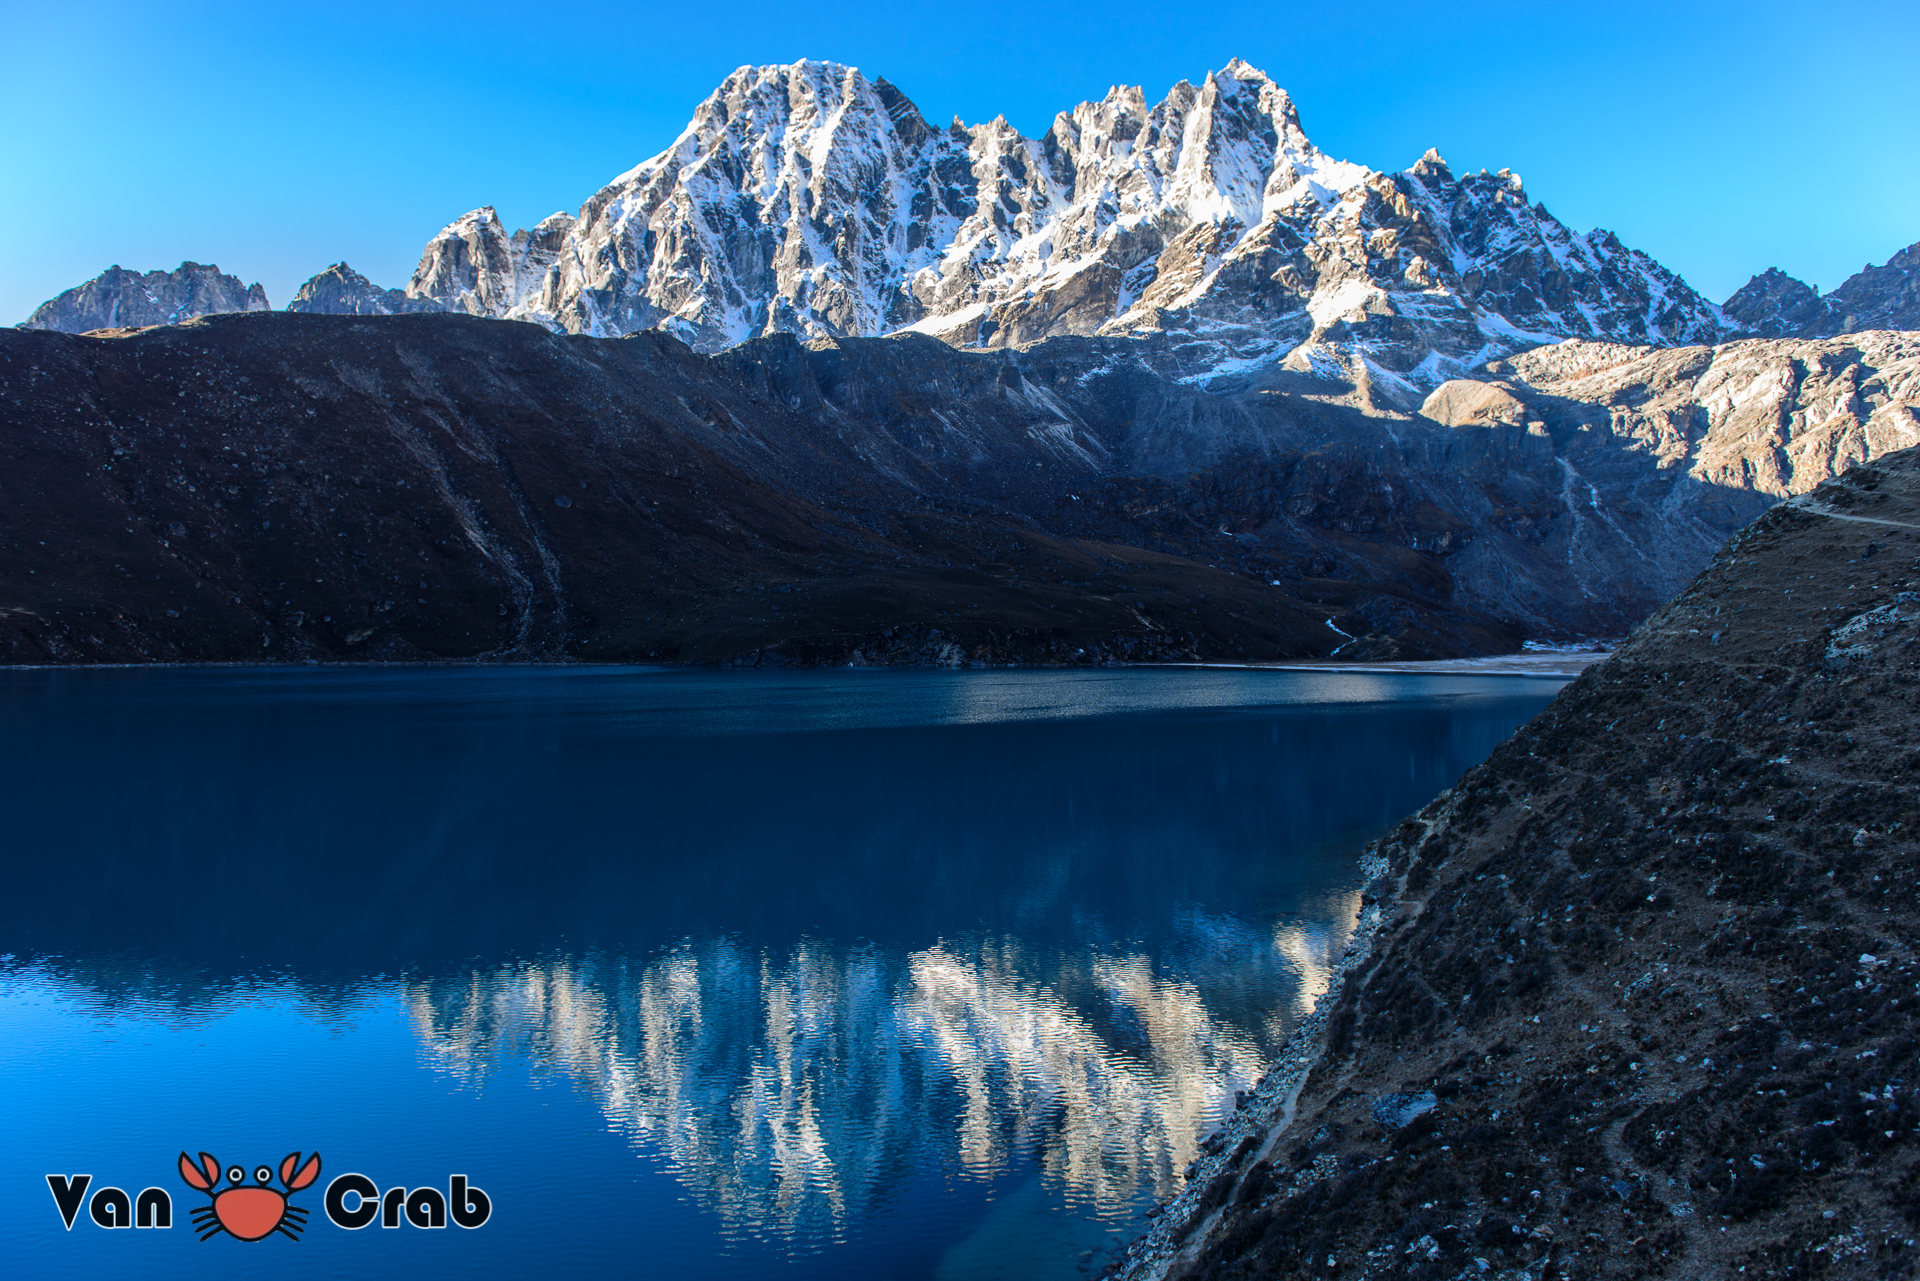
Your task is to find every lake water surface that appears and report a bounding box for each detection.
[0,666,1566,1280]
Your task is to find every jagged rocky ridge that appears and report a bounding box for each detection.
[1119,450,1920,1280]
[285,262,434,316]
[20,262,270,332]
[1724,243,1920,341]
[380,59,1731,390]
[21,60,1915,405]
[0,311,1916,665]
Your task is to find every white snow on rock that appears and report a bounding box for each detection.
[396,59,1729,386]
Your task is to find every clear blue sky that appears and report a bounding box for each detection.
[2,0,1915,324]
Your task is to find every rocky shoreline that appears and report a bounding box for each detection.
[1116,448,1920,1280]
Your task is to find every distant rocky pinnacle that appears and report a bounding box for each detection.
[1721,267,1829,338]
[1722,241,1920,339]
[1826,242,1920,334]
[285,262,433,316]
[19,262,269,332]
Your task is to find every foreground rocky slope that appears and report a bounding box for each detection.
[1122,450,1920,1279]
[1,313,1916,666]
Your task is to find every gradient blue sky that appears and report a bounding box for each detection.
[3,0,1915,324]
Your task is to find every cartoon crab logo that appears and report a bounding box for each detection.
[177,1150,321,1242]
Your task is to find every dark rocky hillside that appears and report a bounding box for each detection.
[0,312,1505,665]
[1121,450,1920,1278]
[0,311,1910,667]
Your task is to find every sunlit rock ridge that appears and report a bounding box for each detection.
[1724,241,1920,339]
[21,262,270,332]
[389,59,1727,387]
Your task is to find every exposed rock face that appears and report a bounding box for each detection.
[1401,332,1920,628]
[1494,334,1920,498]
[19,262,270,332]
[1722,267,1829,339]
[285,262,432,315]
[1722,241,1920,341]
[397,60,1725,385]
[1828,242,1920,335]
[2,313,1917,666]
[1121,448,1920,1281]
[407,206,576,318]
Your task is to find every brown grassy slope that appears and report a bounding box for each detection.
[1125,447,1920,1280]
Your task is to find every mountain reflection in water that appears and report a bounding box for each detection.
[403,916,1352,1241]
[0,667,1562,1280]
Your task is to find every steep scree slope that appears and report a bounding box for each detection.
[1418,331,1920,623]
[1121,450,1920,1279]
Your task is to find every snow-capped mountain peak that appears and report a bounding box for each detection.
[369,59,1730,392]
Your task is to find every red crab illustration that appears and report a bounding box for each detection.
[178,1149,322,1242]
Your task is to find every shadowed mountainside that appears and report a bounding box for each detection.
[0,312,1483,665]
[0,312,1913,666]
